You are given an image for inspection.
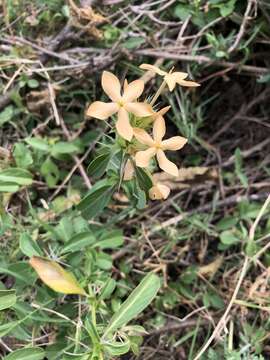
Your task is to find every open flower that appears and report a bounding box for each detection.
[29,256,86,295]
[133,116,187,177]
[140,64,200,91]
[149,183,170,200]
[86,71,153,141]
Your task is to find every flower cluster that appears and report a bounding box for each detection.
[87,64,199,200]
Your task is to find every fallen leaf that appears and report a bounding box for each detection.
[26,85,60,113]
[153,166,218,190]
[69,0,108,39]
[198,256,223,277]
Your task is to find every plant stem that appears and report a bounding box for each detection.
[150,79,166,106]
[74,295,82,353]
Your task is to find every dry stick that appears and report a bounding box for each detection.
[209,89,270,143]
[223,137,270,167]
[146,318,210,337]
[148,192,268,233]
[135,50,269,74]
[3,64,24,93]
[3,35,80,64]
[0,24,73,110]
[228,0,255,53]
[193,194,270,360]
[47,82,60,126]
[112,192,268,261]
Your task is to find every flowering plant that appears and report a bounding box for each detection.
[78,64,199,218]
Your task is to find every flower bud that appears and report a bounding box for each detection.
[29,256,86,295]
[149,183,170,200]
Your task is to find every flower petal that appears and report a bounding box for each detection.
[122,79,144,102]
[124,79,128,90]
[86,101,118,120]
[164,74,177,91]
[116,107,133,141]
[157,105,171,117]
[177,79,200,87]
[153,116,166,143]
[29,256,86,295]
[133,128,154,146]
[123,159,135,181]
[125,102,153,117]
[156,149,179,177]
[139,64,167,76]
[161,136,188,151]
[171,71,188,80]
[149,183,170,200]
[135,147,156,168]
[101,71,121,102]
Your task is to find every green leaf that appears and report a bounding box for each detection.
[13,143,33,168]
[0,105,14,127]
[0,168,33,186]
[219,0,236,17]
[257,73,270,84]
[0,262,36,285]
[61,232,96,253]
[0,321,20,337]
[220,230,240,245]
[0,182,20,192]
[134,182,147,210]
[27,79,39,88]
[25,137,50,152]
[87,152,112,179]
[134,167,153,193]
[3,347,45,360]
[85,318,100,345]
[96,252,112,270]
[173,4,191,21]
[77,182,116,219]
[0,290,16,310]
[103,272,160,337]
[19,233,42,257]
[95,229,123,249]
[123,37,145,49]
[216,216,238,231]
[40,158,60,188]
[104,338,131,356]
[51,142,79,156]
[99,278,116,300]
[234,148,248,188]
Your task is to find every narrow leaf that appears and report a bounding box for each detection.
[0,290,16,310]
[3,347,45,360]
[103,272,160,337]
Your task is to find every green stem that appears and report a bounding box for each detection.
[91,301,97,327]
[74,295,82,353]
[150,79,167,106]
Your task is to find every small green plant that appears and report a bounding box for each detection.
[0,62,200,359]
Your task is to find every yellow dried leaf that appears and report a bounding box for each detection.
[30,256,86,295]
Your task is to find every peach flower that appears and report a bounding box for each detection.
[134,116,187,177]
[140,64,200,91]
[87,71,153,141]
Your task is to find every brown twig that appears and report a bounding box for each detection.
[135,49,269,74]
[228,0,255,53]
